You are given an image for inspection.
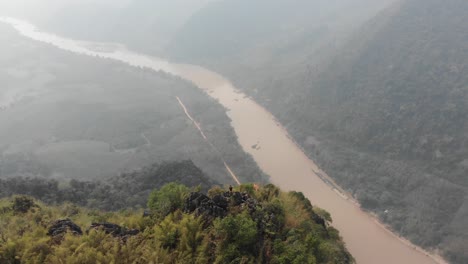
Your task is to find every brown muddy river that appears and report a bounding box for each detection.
[1,17,447,264]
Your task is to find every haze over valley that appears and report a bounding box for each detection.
[0,1,466,263]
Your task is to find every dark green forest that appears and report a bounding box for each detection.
[0,161,213,211]
[0,182,353,263]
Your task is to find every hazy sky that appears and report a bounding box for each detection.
[0,0,130,21]
[0,0,216,23]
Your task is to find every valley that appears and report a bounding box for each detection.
[1,17,446,264]
[0,19,265,185]
[0,0,466,262]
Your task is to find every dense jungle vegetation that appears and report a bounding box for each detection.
[0,183,353,264]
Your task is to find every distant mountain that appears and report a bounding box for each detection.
[110,0,214,53]
[298,0,468,161]
[285,1,468,261]
[169,0,394,62]
[167,0,468,262]
[33,0,214,55]
[167,0,396,121]
[288,0,468,263]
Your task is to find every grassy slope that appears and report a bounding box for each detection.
[0,183,353,264]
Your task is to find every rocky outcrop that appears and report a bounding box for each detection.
[47,219,83,237]
[184,191,258,219]
[47,219,139,241]
[312,214,327,229]
[185,192,226,218]
[227,191,258,212]
[88,222,139,239]
[211,194,229,210]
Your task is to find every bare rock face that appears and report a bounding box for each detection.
[47,219,83,237]
[47,220,139,242]
[224,191,258,213]
[211,194,229,210]
[184,191,258,219]
[88,222,140,239]
[185,192,226,218]
[185,192,211,213]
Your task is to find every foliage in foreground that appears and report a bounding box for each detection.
[0,183,353,264]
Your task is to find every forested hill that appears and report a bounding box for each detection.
[284,1,468,262]
[295,0,468,162]
[168,0,394,62]
[33,0,213,55]
[166,0,468,263]
[0,161,214,211]
[0,183,353,263]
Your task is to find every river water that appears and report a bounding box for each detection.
[1,18,447,264]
